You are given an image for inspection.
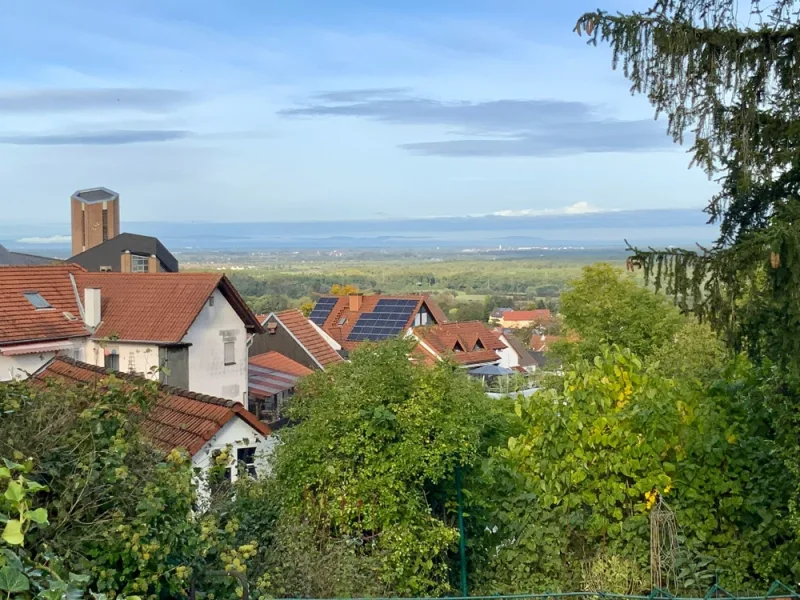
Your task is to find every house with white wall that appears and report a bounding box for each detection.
[0,265,91,381]
[74,271,263,404]
[34,357,275,485]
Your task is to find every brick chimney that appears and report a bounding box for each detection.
[348,294,362,312]
[84,288,101,328]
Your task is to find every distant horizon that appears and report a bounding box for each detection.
[1,207,717,253]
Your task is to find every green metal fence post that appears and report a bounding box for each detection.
[456,464,468,597]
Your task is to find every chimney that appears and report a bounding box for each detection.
[348,294,362,312]
[84,288,102,328]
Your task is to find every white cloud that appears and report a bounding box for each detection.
[17,235,71,244]
[492,202,603,217]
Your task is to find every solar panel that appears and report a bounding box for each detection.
[347,299,418,342]
[309,297,338,325]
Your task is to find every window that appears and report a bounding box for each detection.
[208,295,215,307]
[104,351,119,371]
[99,266,112,272]
[131,255,149,273]
[102,208,108,241]
[237,447,257,479]
[473,340,485,351]
[338,317,347,325]
[224,340,235,365]
[453,341,465,353]
[23,292,51,309]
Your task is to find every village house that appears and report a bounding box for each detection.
[410,321,507,367]
[0,265,91,381]
[34,357,274,483]
[249,309,343,371]
[74,271,263,403]
[0,264,263,403]
[308,293,448,353]
[69,232,179,273]
[499,309,552,329]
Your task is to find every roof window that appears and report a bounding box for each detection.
[24,292,51,310]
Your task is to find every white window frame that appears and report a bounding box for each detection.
[131,255,149,273]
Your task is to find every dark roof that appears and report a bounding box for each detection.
[34,357,271,456]
[69,233,178,273]
[0,245,63,267]
[71,187,119,203]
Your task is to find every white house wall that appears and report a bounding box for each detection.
[83,340,161,380]
[0,341,86,382]
[182,289,249,403]
[192,417,276,482]
[497,335,520,370]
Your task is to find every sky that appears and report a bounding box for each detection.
[0,0,719,224]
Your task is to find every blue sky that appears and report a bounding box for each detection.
[0,0,718,223]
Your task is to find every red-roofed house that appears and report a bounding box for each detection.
[499,309,552,329]
[73,271,263,403]
[411,321,507,367]
[249,309,343,371]
[310,294,447,352]
[0,265,92,381]
[248,351,313,424]
[34,357,274,484]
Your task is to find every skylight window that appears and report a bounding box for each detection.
[24,292,52,309]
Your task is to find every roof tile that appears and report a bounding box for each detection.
[272,310,343,367]
[0,264,90,346]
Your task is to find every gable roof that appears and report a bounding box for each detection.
[248,351,312,399]
[413,321,505,366]
[0,245,63,267]
[74,272,263,343]
[34,357,270,456]
[0,264,90,346]
[69,233,179,273]
[267,310,343,368]
[314,294,448,350]
[502,309,552,323]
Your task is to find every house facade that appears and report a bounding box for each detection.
[76,272,262,403]
[0,265,91,381]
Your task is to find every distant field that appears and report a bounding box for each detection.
[184,249,631,314]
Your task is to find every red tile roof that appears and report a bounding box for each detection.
[502,309,552,323]
[271,310,343,368]
[413,321,505,366]
[74,272,263,343]
[316,294,448,350]
[249,351,312,377]
[0,264,90,346]
[34,357,270,456]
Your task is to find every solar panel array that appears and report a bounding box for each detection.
[347,299,418,342]
[309,297,338,325]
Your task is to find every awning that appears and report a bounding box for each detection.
[248,364,303,399]
[468,364,515,376]
[0,340,76,356]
